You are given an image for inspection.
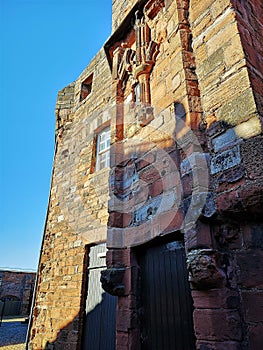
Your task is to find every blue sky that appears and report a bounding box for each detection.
[0,0,112,271]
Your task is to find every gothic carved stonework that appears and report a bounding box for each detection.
[100,267,126,296]
[112,11,160,105]
[144,0,165,20]
[187,249,226,289]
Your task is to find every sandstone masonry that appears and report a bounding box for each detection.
[0,269,36,316]
[28,1,263,349]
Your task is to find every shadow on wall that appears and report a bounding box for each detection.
[108,101,211,248]
[43,313,80,350]
[44,293,116,350]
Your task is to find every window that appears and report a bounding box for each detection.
[80,73,93,102]
[134,83,141,104]
[96,127,110,171]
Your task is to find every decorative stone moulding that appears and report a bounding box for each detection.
[113,11,160,106]
[144,0,165,19]
[187,249,226,289]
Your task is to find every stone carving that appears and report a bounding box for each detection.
[187,249,225,289]
[144,0,165,19]
[112,11,160,105]
[100,267,126,296]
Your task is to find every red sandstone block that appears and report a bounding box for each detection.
[192,289,240,309]
[215,190,240,213]
[136,151,156,171]
[216,178,245,195]
[122,268,132,295]
[193,309,242,341]
[196,340,242,350]
[148,178,164,197]
[186,80,201,97]
[237,249,263,288]
[188,96,203,113]
[118,295,136,310]
[182,51,196,68]
[162,208,184,234]
[242,224,263,250]
[107,248,123,267]
[108,211,132,228]
[180,29,192,50]
[168,149,180,168]
[128,329,141,349]
[117,332,129,347]
[213,224,242,250]
[185,222,212,251]
[248,323,263,350]
[242,291,263,323]
[176,0,189,10]
[116,307,132,331]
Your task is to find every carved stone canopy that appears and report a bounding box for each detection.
[112,11,160,104]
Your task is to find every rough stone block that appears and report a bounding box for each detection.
[206,120,227,138]
[193,309,242,341]
[217,88,257,126]
[247,323,263,350]
[139,164,161,184]
[192,289,240,309]
[241,136,263,180]
[184,222,212,250]
[214,224,242,249]
[243,224,263,249]
[211,128,239,152]
[215,165,244,185]
[196,340,242,350]
[210,145,241,174]
[203,48,224,76]
[237,249,263,288]
[242,291,263,323]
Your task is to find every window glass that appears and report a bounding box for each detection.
[96,127,110,170]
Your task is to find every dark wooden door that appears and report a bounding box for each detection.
[82,244,117,350]
[140,240,195,350]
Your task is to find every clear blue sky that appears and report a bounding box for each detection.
[0,0,112,271]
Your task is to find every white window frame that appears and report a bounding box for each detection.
[96,126,110,171]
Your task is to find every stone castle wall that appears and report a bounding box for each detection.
[28,49,113,349]
[29,0,263,349]
[0,270,35,315]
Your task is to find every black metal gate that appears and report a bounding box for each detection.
[139,240,195,350]
[82,244,117,350]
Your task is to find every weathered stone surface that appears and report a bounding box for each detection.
[237,249,263,288]
[241,136,263,180]
[193,309,242,341]
[101,267,126,296]
[192,289,240,309]
[210,146,241,174]
[217,89,257,126]
[243,224,263,250]
[247,323,263,350]
[196,340,242,350]
[242,291,263,323]
[211,128,239,152]
[30,0,263,349]
[187,249,225,289]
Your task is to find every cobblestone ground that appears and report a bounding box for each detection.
[0,318,28,349]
